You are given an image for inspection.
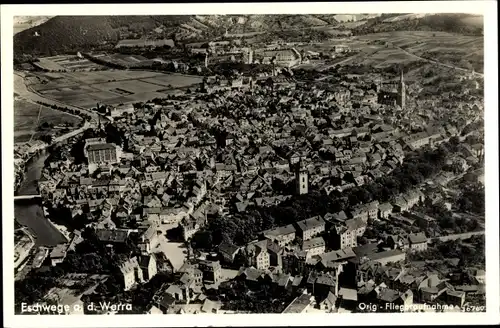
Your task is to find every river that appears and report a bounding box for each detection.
[14,150,67,246]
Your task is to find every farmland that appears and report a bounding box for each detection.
[14,100,82,143]
[355,31,483,72]
[84,53,155,68]
[33,54,106,71]
[292,31,483,73]
[22,70,203,109]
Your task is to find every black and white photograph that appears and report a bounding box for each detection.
[2,2,498,327]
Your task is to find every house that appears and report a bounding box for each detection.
[368,250,406,266]
[178,263,203,285]
[282,251,308,276]
[218,242,241,264]
[378,202,393,219]
[120,257,143,291]
[138,224,160,254]
[237,267,264,287]
[155,252,174,273]
[302,236,326,257]
[350,201,379,222]
[392,196,409,212]
[96,228,129,245]
[313,271,340,298]
[295,216,326,240]
[346,218,367,237]
[50,244,68,266]
[201,299,222,314]
[386,235,410,251]
[198,260,222,284]
[245,239,282,270]
[338,287,358,311]
[471,269,485,284]
[164,283,193,304]
[407,233,428,252]
[332,224,357,250]
[403,189,425,208]
[377,288,413,312]
[181,211,206,241]
[418,274,450,302]
[138,254,158,281]
[262,224,296,247]
[445,290,466,307]
[324,211,348,225]
[318,291,337,311]
[282,293,315,313]
[276,272,293,290]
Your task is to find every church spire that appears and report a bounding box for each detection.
[397,69,406,110]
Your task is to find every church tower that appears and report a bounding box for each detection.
[397,70,406,109]
[295,161,308,195]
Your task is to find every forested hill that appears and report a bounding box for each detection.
[13,16,192,56]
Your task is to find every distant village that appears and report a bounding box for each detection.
[14,37,486,315]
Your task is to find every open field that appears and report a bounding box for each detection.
[293,31,483,72]
[356,31,483,72]
[33,55,106,71]
[356,48,420,68]
[14,100,82,143]
[22,70,203,109]
[91,53,155,67]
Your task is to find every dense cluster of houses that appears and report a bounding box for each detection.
[27,59,485,314]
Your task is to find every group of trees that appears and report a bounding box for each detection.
[457,183,485,215]
[410,235,485,269]
[34,100,92,123]
[212,279,295,313]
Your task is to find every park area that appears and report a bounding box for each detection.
[23,70,203,109]
[14,100,82,143]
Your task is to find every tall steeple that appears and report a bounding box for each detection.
[397,69,406,109]
[295,159,308,195]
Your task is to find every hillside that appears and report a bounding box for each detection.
[352,13,483,36]
[14,15,193,56]
[14,14,342,56]
[15,14,483,57]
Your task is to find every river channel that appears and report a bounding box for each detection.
[14,150,66,246]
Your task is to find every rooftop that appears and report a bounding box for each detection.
[295,216,325,232]
[302,236,325,251]
[87,143,116,151]
[282,293,313,314]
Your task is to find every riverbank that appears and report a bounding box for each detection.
[14,151,67,246]
[14,147,46,195]
[42,205,71,242]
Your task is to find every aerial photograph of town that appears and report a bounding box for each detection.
[11,11,487,316]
